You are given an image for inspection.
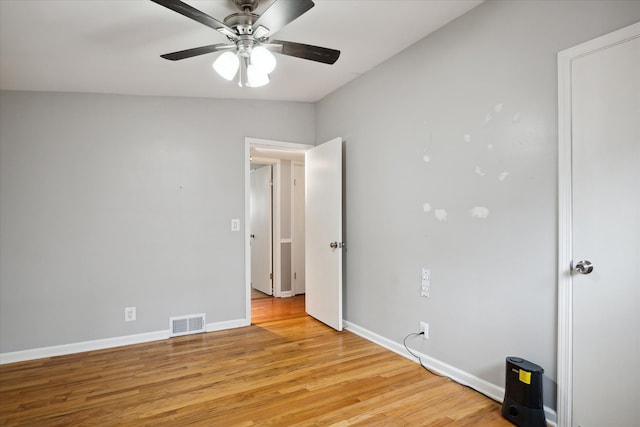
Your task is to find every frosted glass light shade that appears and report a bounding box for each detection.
[213,52,240,81]
[246,64,269,87]
[250,46,276,74]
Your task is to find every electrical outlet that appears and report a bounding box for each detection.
[421,268,431,297]
[125,307,136,322]
[420,321,429,339]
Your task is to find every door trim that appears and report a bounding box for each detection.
[244,138,313,324]
[291,160,305,296]
[557,22,640,427]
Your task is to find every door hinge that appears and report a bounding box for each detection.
[269,272,273,280]
[294,272,297,280]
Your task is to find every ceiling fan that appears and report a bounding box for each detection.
[151,0,341,87]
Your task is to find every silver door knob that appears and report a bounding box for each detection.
[330,241,339,249]
[574,260,593,274]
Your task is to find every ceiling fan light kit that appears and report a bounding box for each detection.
[213,51,240,81]
[151,0,340,88]
[246,64,269,87]
[251,46,276,74]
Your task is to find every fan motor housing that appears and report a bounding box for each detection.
[224,12,259,35]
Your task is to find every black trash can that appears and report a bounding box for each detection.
[502,357,546,427]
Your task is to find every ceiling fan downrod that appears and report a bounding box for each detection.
[233,0,260,13]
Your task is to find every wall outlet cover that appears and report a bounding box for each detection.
[420,321,429,339]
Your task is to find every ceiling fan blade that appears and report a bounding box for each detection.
[253,0,315,38]
[160,43,235,61]
[150,0,237,39]
[268,40,340,65]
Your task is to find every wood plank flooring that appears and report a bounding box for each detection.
[252,294,306,324]
[251,288,271,300]
[0,296,511,426]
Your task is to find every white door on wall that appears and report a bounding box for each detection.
[568,26,639,426]
[305,137,343,331]
[292,163,306,295]
[250,164,273,296]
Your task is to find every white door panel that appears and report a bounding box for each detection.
[250,165,273,296]
[305,138,343,331]
[571,34,640,426]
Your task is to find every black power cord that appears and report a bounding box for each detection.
[402,332,446,378]
[402,331,498,403]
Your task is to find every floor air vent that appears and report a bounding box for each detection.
[169,313,206,337]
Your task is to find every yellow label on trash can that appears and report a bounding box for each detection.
[519,369,531,384]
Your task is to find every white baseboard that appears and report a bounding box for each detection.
[344,321,557,427]
[1,318,250,365]
[0,330,169,365]
[206,318,249,332]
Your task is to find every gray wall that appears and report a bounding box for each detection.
[0,91,314,352]
[315,0,640,409]
[1,0,638,413]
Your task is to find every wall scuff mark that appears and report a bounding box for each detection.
[512,112,521,123]
[434,209,448,222]
[470,206,490,219]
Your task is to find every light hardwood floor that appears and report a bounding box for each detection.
[0,296,511,426]
[251,293,306,324]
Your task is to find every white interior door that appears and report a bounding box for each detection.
[305,137,343,331]
[250,165,273,296]
[570,30,639,426]
[292,163,306,295]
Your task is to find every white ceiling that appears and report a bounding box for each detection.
[0,0,482,103]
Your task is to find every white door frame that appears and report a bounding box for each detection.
[244,138,313,324]
[556,22,640,427]
[291,160,305,296]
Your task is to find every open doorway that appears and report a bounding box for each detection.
[245,138,313,324]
